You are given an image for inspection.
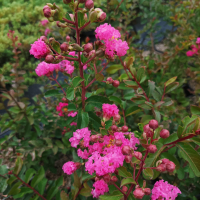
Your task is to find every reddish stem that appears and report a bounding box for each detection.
[79,21,91,32]
[12,173,47,200]
[82,55,96,67]
[161,86,166,101]
[62,17,76,25]
[74,184,84,200]
[113,182,126,196]
[52,76,66,96]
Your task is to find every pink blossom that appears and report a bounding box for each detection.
[59,60,75,74]
[35,61,60,77]
[56,102,68,117]
[69,127,91,148]
[70,122,77,126]
[102,103,119,119]
[115,39,129,56]
[40,19,49,26]
[91,180,109,198]
[151,180,181,200]
[30,37,50,59]
[196,37,200,44]
[62,161,78,175]
[45,28,51,36]
[69,51,76,56]
[95,23,121,41]
[77,149,90,159]
[68,111,77,117]
[186,50,195,57]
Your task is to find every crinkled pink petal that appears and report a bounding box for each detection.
[91,180,109,198]
[62,161,77,175]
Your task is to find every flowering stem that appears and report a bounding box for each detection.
[62,56,79,61]
[52,76,66,96]
[74,184,84,200]
[74,5,86,109]
[161,86,166,101]
[62,17,76,25]
[82,55,96,67]
[79,21,91,32]
[12,173,47,200]
[113,182,126,196]
[118,56,150,102]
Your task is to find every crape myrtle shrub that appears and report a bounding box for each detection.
[1,0,200,200]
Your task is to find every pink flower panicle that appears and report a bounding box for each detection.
[56,102,68,117]
[151,180,181,200]
[59,60,75,74]
[69,127,91,148]
[62,161,78,175]
[35,61,60,77]
[68,111,78,117]
[91,180,109,198]
[196,37,200,44]
[70,122,77,126]
[30,37,50,59]
[186,39,200,57]
[102,103,119,119]
[95,23,129,58]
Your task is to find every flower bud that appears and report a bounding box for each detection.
[85,0,94,9]
[142,132,146,140]
[63,0,72,4]
[114,169,118,175]
[74,162,81,169]
[90,135,98,143]
[160,129,170,139]
[115,139,122,146]
[122,186,128,193]
[147,144,157,153]
[122,125,128,132]
[162,158,170,164]
[95,176,100,182]
[149,120,158,130]
[45,55,54,63]
[43,6,52,18]
[156,164,166,172]
[84,43,93,53]
[103,174,111,183]
[107,77,113,84]
[122,145,131,155]
[97,12,106,22]
[111,176,118,182]
[66,35,70,42]
[40,36,48,43]
[133,188,145,199]
[146,130,154,138]
[99,138,104,143]
[144,188,151,195]
[60,42,68,52]
[88,50,96,58]
[143,124,151,133]
[95,49,104,57]
[62,97,68,103]
[125,155,132,163]
[166,161,176,172]
[112,80,120,88]
[114,114,121,121]
[85,36,90,43]
[56,21,68,28]
[89,11,98,22]
[134,151,142,159]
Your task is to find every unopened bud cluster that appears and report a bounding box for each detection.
[106,77,120,88]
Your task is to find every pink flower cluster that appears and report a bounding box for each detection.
[95,23,129,58]
[64,123,139,197]
[29,37,50,59]
[151,180,181,200]
[62,161,78,175]
[56,102,68,116]
[186,37,200,57]
[35,62,60,77]
[91,180,109,198]
[102,103,119,120]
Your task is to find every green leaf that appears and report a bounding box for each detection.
[0,177,7,193]
[80,183,92,197]
[191,105,200,115]
[105,120,113,129]
[99,191,123,200]
[67,87,74,100]
[0,165,8,175]
[77,111,89,129]
[95,73,104,81]
[109,96,122,105]
[88,111,101,129]
[56,140,65,149]
[177,143,200,177]
[118,166,132,178]
[137,67,145,82]
[164,133,178,145]
[72,76,84,87]
[50,39,61,54]
[27,116,34,125]
[31,167,45,188]
[78,12,85,28]
[34,124,42,136]
[165,76,177,87]
[61,191,69,200]
[52,146,58,155]
[12,187,33,199]
[13,157,23,175]
[8,182,22,196]
[148,80,155,95]
[120,177,136,187]
[74,171,81,188]
[95,88,105,95]
[24,168,36,183]
[165,82,179,93]
[125,106,141,116]
[142,168,154,179]
[86,95,112,104]
[153,110,161,122]
[152,90,161,102]
[45,90,60,97]
[106,65,123,74]
[139,103,152,110]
